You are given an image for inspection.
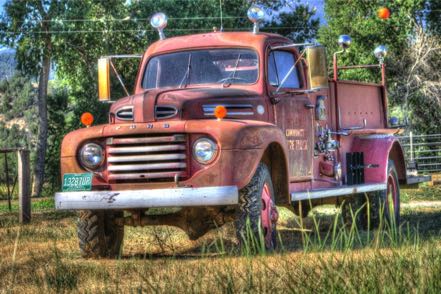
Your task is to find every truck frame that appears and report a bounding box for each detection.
[55,6,425,258]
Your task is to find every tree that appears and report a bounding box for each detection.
[266,0,320,43]
[318,0,425,83]
[317,0,441,135]
[0,0,68,196]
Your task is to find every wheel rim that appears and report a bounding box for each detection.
[386,171,398,220]
[261,183,278,248]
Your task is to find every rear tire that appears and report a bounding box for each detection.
[341,160,400,230]
[77,210,124,258]
[235,163,279,252]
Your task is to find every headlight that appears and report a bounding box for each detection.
[79,143,104,170]
[193,138,218,164]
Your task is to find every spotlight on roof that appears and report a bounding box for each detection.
[247,4,265,34]
[150,12,168,40]
[374,45,388,63]
[337,35,352,50]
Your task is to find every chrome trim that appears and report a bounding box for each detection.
[55,186,239,210]
[108,153,186,163]
[108,171,186,181]
[109,135,185,145]
[291,183,387,201]
[155,105,178,119]
[108,162,187,172]
[203,104,254,116]
[108,144,186,154]
[115,106,134,121]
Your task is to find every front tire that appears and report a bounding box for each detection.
[77,210,124,258]
[235,163,279,252]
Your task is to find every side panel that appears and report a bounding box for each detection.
[350,136,406,183]
[337,81,385,129]
[274,93,314,179]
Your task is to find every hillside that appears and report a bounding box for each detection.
[0,48,16,80]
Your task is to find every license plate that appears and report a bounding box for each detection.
[62,173,93,192]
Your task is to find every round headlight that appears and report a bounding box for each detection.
[79,143,104,170]
[193,138,218,164]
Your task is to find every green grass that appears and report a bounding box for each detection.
[1,187,441,292]
[401,185,441,202]
[0,197,54,213]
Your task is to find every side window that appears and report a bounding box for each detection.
[268,51,301,89]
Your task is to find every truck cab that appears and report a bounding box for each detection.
[55,6,412,258]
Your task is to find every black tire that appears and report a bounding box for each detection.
[77,210,124,258]
[342,160,400,230]
[381,160,401,226]
[235,163,278,252]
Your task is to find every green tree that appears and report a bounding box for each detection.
[318,0,425,82]
[0,0,72,196]
[317,0,441,134]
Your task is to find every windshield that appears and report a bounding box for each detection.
[142,49,259,89]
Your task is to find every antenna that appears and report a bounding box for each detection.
[219,0,224,31]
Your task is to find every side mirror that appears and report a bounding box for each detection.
[98,57,111,102]
[305,46,329,90]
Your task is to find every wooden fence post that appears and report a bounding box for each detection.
[17,149,30,224]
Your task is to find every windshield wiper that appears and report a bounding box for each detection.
[222,53,241,87]
[275,49,306,94]
[179,53,192,88]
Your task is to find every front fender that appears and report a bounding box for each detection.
[185,119,289,189]
[351,135,406,183]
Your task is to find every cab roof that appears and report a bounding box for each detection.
[145,31,291,56]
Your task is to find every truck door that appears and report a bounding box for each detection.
[268,50,314,179]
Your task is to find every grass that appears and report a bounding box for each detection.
[1,187,441,293]
[401,184,441,202]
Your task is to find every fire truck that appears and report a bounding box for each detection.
[55,5,428,258]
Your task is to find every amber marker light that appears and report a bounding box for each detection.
[81,112,94,127]
[378,7,391,20]
[214,105,227,120]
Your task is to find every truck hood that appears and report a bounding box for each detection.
[110,87,262,123]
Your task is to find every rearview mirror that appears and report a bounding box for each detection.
[98,57,111,102]
[305,46,328,90]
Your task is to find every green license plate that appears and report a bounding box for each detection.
[62,173,93,192]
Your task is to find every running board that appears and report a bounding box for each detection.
[291,183,387,201]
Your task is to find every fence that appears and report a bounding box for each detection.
[398,132,441,174]
[0,148,31,223]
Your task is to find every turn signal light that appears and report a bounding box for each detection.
[214,105,227,120]
[81,112,94,127]
[378,7,390,19]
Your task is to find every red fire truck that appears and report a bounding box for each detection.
[55,5,427,258]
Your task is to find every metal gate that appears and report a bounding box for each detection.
[398,132,441,174]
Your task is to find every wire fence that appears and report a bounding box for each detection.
[398,132,441,174]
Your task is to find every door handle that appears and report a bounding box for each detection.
[304,103,315,109]
[271,97,281,104]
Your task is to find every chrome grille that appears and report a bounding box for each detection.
[106,134,187,182]
[203,104,254,117]
[155,105,178,119]
[115,106,134,121]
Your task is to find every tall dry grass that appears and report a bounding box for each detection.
[0,196,441,293]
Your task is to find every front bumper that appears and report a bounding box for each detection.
[55,186,239,210]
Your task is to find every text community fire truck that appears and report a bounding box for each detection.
[55,5,429,258]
